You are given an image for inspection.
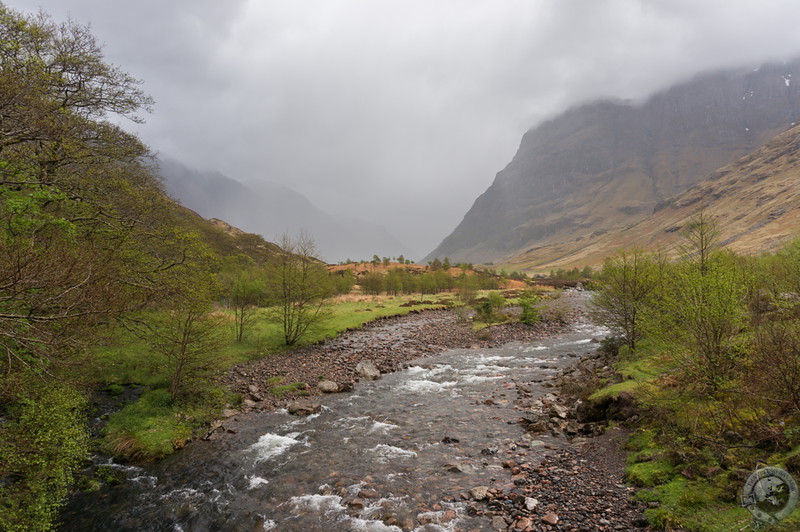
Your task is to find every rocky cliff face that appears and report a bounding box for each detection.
[425,59,800,264]
[502,123,800,271]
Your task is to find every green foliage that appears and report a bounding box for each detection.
[105,384,125,397]
[93,465,126,486]
[548,266,591,280]
[220,266,267,343]
[148,300,226,402]
[590,248,661,350]
[0,378,89,532]
[625,459,674,488]
[332,269,355,295]
[361,271,385,295]
[475,291,507,323]
[518,290,541,325]
[653,251,750,392]
[589,227,800,531]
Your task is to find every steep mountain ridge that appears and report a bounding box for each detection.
[425,59,800,264]
[505,123,800,271]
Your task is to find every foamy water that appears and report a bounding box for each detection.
[248,432,304,463]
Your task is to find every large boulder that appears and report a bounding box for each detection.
[317,380,341,393]
[287,400,321,416]
[575,392,637,423]
[355,360,381,380]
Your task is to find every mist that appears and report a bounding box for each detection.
[7,0,800,258]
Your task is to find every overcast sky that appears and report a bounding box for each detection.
[7,0,800,256]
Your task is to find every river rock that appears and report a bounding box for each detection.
[491,516,507,529]
[287,400,321,416]
[525,497,539,511]
[355,360,381,380]
[542,512,559,525]
[469,486,490,500]
[317,380,341,393]
[242,398,258,409]
[514,516,533,530]
[444,462,465,473]
[550,403,569,419]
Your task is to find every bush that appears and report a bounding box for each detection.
[475,292,506,323]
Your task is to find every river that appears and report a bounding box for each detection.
[60,296,607,531]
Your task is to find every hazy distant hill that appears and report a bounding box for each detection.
[158,157,414,263]
[425,59,800,265]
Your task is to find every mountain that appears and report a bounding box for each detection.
[501,123,800,271]
[158,157,414,263]
[425,59,800,265]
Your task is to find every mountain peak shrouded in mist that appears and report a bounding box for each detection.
[158,157,416,263]
[424,58,800,266]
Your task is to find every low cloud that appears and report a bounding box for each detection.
[8,0,800,256]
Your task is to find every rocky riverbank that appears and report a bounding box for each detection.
[220,308,572,414]
[463,348,652,531]
[217,297,651,531]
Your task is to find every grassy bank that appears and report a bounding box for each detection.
[90,294,450,462]
[592,340,800,531]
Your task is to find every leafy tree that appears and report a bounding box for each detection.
[419,272,438,294]
[266,233,333,346]
[519,290,541,325]
[679,208,720,274]
[657,251,750,391]
[455,273,480,306]
[0,8,200,529]
[147,293,225,402]
[430,258,442,271]
[442,257,451,270]
[649,216,749,392]
[590,249,661,350]
[222,269,266,343]
[332,269,355,295]
[360,271,385,295]
[385,269,403,295]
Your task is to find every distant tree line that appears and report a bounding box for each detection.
[548,265,593,280]
[359,269,500,296]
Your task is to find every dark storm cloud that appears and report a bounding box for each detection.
[7,0,800,255]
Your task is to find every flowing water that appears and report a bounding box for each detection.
[61,299,607,532]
